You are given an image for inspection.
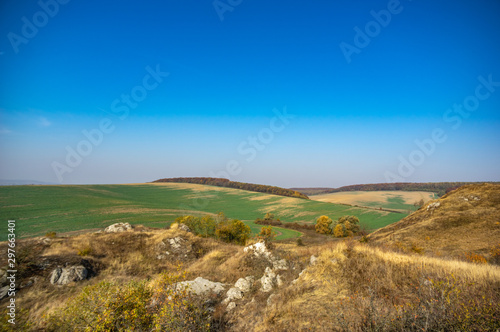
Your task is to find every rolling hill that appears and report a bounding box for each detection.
[0,183,405,240]
[368,183,500,258]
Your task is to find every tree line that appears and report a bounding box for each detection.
[152,177,310,199]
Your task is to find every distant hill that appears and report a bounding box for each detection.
[292,182,499,196]
[0,179,56,186]
[368,183,500,258]
[153,177,309,199]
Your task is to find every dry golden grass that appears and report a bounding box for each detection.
[369,183,500,259]
[312,190,435,206]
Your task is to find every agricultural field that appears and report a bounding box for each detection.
[311,190,437,213]
[0,183,406,240]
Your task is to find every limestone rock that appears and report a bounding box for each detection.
[310,255,318,265]
[226,302,236,311]
[0,286,9,300]
[104,222,132,233]
[50,265,88,285]
[224,287,243,303]
[234,276,254,293]
[426,202,440,211]
[260,267,277,292]
[178,223,191,232]
[176,277,226,296]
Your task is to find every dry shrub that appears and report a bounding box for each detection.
[463,251,488,264]
[256,242,500,331]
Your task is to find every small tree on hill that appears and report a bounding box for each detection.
[258,226,277,245]
[315,215,333,234]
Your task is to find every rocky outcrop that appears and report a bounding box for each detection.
[157,236,193,260]
[176,277,227,296]
[50,265,88,285]
[223,276,255,304]
[178,223,191,232]
[104,222,132,233]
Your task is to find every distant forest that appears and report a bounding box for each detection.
[292,182,499,197]
[152,177,310,200]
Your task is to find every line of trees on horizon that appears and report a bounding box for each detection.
[152,177,310,200]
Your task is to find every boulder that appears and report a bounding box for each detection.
[226,302,236,311]
[50,265,88,285]
[178,223,191,232]
[310,255,318,265]
[234,276,254,293]
[176,277,226,296]
[426,202,440,211]
[104,222,132,233]
[260,267,277,292]
[224,287,243,303]
[0,286,9,300]
[157,236,193,260]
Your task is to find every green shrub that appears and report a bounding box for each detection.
[215,219,251,245]
[77,247,93,256]
[177,214,250,245]
[47,272,212,332]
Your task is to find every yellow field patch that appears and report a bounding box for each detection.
[312,191,435,207]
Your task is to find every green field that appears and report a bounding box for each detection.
[0,183,406,240]
[312,191,437,213]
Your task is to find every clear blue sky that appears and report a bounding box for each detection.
[1,0,499,187]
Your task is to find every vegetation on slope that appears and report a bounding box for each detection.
[368,183,500,260]
[294,181,499,197]
[3,226,499,331]
[153,177,309,199]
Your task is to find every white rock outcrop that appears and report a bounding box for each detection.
[50,265,88,285]
[426,202,440,211]
[234,276,254,293]
[104,222,132,233]
[244,241,288,270]
[176,277,226,296]
[260,267,277,292]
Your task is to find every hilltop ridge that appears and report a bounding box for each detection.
[152,177,309,199]
[368,183,500,258]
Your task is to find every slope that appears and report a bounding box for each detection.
[368,183,500,258]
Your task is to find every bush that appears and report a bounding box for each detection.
[45,231,57,238]
[315,215,333,234]
[258,226,277,244]
[464,252,488,264]
[77,247,93,256]
[333,224,346,238]
[177,214,251,245]
[332,215,361,237]
[47,272,212,332]
[215,219,251,245]
[489,244,500,265]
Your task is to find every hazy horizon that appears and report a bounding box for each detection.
[1,0,499,188]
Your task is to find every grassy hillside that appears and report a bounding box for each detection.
[368,183,500,259]
[1,227,498,331]
[0,183,405,240]
[311,190,437,213]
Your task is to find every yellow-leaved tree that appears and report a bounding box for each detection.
[315,215,333,234]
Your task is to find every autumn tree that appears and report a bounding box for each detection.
[333,215,360,237]
[315,215,333,234]
[258,226,277,244]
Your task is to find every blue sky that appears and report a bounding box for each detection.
[1,0,499,187]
